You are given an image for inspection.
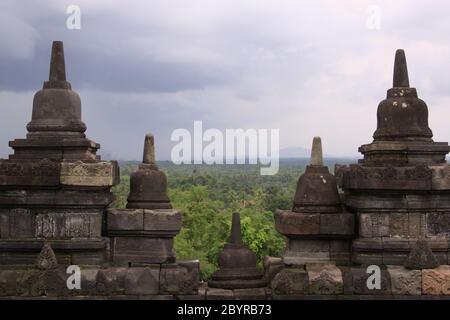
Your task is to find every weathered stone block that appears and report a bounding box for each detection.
[270,268,309,295]
[382,238,410,251]
[344,163,436,190]
[427,212,450,237]
[10,209,35,238]
[96,268,127,295]
[284,239,330,265]
[319,213,354,236]
[71,252,105,265]
[353,238,383,251]
[275,210,320,236]
[112,237,175,264]
[44,267,71,297]
[0,270,18,296]
[35,211,101,239]
[388,266,421,295]
[359,213,389,238]
[431,165,450,190]
[352,253,383,265]
[338,266,354,295]
[143,209,181,234]
[206,287,234,300]
[107,208,143,231]
[408,212,425,238]
[352,268,391,295]
[233,288,266,300]
[0,210,9,239]
[0,159,60,186]
[160,261,199,295]
[263,256,284,283]
[389,213,408,237]
[422,266,450,295]
[125,267,160,295]
[307,264,343,295]
[329,240,351,265]
[382,253,408,265]
[16,269,45,297]
[60,161,117,187]
[79,268,99,295]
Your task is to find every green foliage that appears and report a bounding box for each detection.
[112,159,351,281]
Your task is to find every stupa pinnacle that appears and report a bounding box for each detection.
[310,136,323,166]
[230,211,243,245]
[47,41,68,87]
[142,134,156,164]
[393,49,409,88]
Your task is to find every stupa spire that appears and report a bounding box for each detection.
[49,41,66,82]
[393,49,409,88]
[230,212,243,245]
[310,136,323,166]
[143,134,155,164]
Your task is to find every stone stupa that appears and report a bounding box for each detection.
[275,137,354,265]
[337,49,450,266]
[0,41,119,265]
[208,212,266,289]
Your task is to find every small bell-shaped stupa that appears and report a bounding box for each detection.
[127,134,172,209]
[373,49,432,141]
[293,137,341,213]
[275,137,354,265]
[10,41,100,160]
[209,213,266,289]
[359,49,449,165]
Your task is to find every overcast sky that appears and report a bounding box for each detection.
[1,0,450,160]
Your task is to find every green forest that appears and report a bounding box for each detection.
[112,159,352,280]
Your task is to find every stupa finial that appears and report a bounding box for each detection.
[143,133,155,164]
[393,49,410,88]
[49,41,66,82]
[310,136,323,166]
[230,212,243,245]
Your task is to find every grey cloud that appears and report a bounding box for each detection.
[1,0,450,160]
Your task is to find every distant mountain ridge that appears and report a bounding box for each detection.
[280,147,334,158]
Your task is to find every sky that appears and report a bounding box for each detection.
[0,0,450,160]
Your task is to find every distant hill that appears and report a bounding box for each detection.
[279,147,336,159]
[279,147,310,158]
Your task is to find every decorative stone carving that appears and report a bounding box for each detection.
[404,239,439,270]
[124,267,160,295]
[388,266,421,295]
[306,264,343,295]
[36,242,58,270]
[270,268,309,295]
[422,266,450,295]
[60,161,118,186]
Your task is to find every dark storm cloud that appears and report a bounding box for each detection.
[1,0,450,160]
[0,0,235,92]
